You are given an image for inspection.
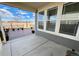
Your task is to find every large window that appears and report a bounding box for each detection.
[46,7,57,32]
[38,11,44,29]
[59,20,79,36]
[63,2,79,14]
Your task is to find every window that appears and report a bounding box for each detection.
[59,20,79,36]
[38,11,44,29]
[46,7,57,32]
[63,2,79,14]
[38,21,43,29]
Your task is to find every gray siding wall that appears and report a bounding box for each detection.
[36,31,79,51]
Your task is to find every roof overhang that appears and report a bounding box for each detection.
[0,2,51,12]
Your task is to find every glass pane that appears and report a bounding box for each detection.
[59,20,79,36]
[38,21,44,29]
[46,20,56,31]
[63,2,79,14]
[38,11,44,21]
[38,11,44,29]
[46,7,57,32]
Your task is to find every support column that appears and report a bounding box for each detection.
[0,16,2,52]
[0,16,6,43]
[0,37,2,55]
[44,10,47,31]
[35,10,38,33]
[1,26,6,43]
[55,4,63,33]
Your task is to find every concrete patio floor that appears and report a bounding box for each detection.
[0,30,70,56]
[8,29,32,40]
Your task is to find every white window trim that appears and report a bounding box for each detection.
[75,24,79,41]
[45,7,58,32]
[55,5,63,33]
[44,10,47,31]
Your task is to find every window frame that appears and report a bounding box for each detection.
[46,7,58,32]
[37,11,45,30]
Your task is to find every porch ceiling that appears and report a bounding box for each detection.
[0,2,51,12]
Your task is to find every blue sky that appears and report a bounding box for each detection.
[0,4,35,21]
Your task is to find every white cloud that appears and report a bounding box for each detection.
[0,9,14,17]
[33,13,35,16]
[20,12,27,14]
[21,16,25,18]
[3,7,9,9]
[26,16,30,18]
[17,10,28,14]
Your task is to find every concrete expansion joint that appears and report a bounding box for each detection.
[22,40,48,56]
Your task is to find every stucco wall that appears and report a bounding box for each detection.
[36,31,79,52]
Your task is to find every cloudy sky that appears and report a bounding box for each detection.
[0,4,35,21]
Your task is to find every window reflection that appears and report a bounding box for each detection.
[63,2,79,14]
[38,11,44,29]
[59,20,79,36]
[38,21,44,29]
[46,7,57,32]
